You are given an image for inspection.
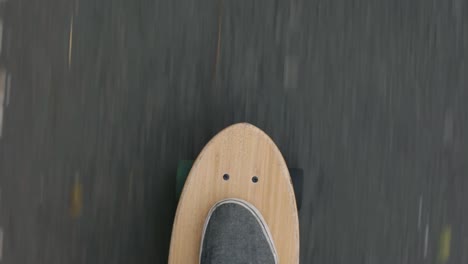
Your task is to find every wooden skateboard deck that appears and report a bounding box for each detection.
[168,123,299,263]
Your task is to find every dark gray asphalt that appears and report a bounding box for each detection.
[0,0,467,263]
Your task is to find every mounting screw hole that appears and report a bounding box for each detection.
[223,174,230,181]
[252,176,259,183]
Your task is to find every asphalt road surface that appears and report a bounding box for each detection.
[0,0,467,263]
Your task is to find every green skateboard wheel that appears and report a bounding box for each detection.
[176,160,194,200]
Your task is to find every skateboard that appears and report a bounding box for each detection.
[168,123,301,263]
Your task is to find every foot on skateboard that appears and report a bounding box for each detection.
[200,198,277,264]
[169,123,299,264]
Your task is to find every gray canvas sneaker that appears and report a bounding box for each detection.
[200,198,278,264]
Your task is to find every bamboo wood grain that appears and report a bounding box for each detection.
[168,123,299,264]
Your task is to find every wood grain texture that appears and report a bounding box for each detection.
[168,123,299,264]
